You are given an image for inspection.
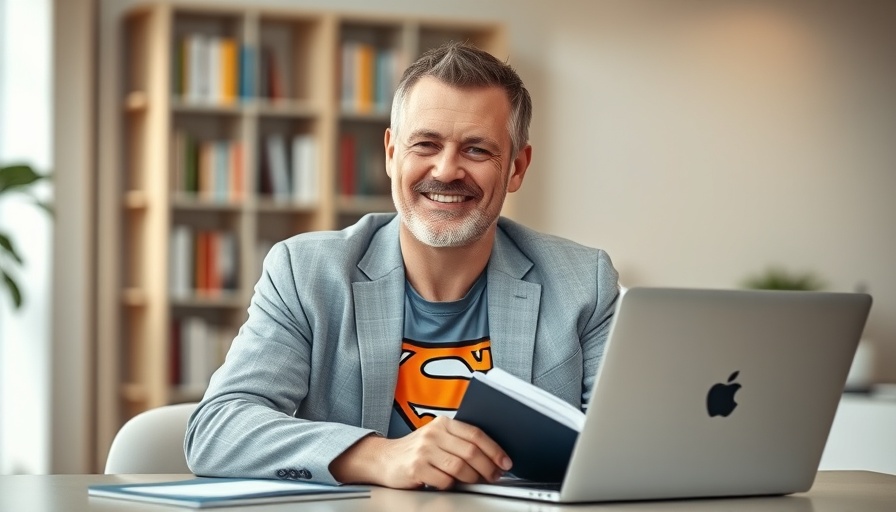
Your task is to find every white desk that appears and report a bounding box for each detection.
[0,471,894,511]
[820,393,896,474]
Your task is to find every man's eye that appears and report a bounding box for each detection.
[465,147,491,157]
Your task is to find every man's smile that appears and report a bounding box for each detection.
[424,193,469,203]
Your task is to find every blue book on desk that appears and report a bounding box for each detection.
[88,477,369,508]
[454,368,586,483]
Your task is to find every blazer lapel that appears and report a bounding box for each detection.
[487,225,541,383]
[353,217,405,433]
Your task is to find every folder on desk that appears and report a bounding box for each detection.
[88,477,369,508]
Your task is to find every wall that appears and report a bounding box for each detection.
[518,0,896,381]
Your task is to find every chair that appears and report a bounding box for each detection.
[104,402,198,474]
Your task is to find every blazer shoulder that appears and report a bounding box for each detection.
[263,213,400,278]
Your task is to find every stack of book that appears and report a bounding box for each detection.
[172,132,244,203]
[259,133,318,204]
[169,227,239,299]
[174,35,254,103]
[340,41,400,114]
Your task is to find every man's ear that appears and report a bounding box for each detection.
[507,144,532,193]
[384,128,395,178]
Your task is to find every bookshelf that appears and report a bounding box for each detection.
[96,2,507,468]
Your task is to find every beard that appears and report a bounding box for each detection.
[394,178,505,248]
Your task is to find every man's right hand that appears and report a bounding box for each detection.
[329,416,512,489]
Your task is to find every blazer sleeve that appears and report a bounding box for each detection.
[184,242,375,485]
[581,249,620,408]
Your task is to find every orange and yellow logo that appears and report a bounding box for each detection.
[393,338,493,431]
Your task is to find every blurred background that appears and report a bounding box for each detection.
[1,0,893,474]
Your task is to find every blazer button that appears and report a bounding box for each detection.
[287,469,299,479]
[298,469,312,479]
[276,469,288,479]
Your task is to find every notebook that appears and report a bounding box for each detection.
[457,287,872,503]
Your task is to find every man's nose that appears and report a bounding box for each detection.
[430,148,466,181]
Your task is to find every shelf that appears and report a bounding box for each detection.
[255,199,319,213]
[171,195,244,212]
[123,190,148,210]
[125,91,148,112]
[340,109,391,123]
[122,288,147,307]
[97,1,506,471]
[171,294,245,309]
[337,194,394,214]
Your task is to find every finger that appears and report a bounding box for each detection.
[415,463,457,491]
[447,419,512,469]
[431,449,486,484]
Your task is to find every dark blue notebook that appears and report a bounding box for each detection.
[454,368,584,482]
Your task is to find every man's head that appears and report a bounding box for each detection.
[385,42,533,248]
[390,42,532,158]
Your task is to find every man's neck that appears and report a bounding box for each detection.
[399,225,495,302]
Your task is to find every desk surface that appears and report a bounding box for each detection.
[1,471,894,511]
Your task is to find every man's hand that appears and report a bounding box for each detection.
[329,416,512,489]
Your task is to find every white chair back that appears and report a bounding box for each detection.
[104,402,198,474]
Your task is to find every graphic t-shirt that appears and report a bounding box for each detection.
[387,273,492,438]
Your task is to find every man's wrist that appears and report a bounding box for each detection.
[329,433,388,485]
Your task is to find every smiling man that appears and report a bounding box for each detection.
[185,42,620,490]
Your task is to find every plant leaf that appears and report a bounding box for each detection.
[0,231,24,264]
[1,268,23,309]
[0,164,45,194]
[33,199,55,218]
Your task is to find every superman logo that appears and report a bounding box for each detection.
[393,338,493,431]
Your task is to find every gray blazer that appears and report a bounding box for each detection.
[185,213,619,485]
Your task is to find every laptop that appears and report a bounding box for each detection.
[457,287,872,503]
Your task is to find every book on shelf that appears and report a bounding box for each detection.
[169,225,194,300]
[176,34,242,104]
[261,133,318,204]
[260,45,285,100]
[340,41,399,113]
[170,227,239,298]
[337,133,388,197]
[291,133,318,205]
[88,477,370,509]
[171,316,234,390]
[238,44,255,98]
[264,134,291,201]
[454,367,585,483]
[172,131,242,202]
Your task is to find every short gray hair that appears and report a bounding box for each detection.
[390,42,532,156]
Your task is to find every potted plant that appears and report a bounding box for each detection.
[740,265,825,291]
[0,163,51,309]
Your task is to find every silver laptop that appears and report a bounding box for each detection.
[458,287,872,503]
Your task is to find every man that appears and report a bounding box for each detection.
[185,42,619,490]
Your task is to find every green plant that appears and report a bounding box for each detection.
[741,265,826,291]
[0,163,52,309]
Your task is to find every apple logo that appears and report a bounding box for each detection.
[706,371,741,417]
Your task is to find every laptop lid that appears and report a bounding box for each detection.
[461,287,872,503]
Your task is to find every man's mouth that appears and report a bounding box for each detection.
[424,193,468,203]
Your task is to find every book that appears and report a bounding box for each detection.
[291,133,318,205]
[265,134,291,201]
[88,477,370,508]
[454,367,586,483]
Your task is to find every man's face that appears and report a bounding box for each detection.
[384,76,529,248]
